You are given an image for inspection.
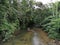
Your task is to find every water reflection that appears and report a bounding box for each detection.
[32,32,44,45]
[32,32,40,45]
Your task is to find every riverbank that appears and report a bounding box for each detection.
[3,28,60,45]
[35,28,60,45]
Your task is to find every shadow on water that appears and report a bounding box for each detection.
[3,31,33,45]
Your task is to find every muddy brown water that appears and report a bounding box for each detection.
[2,28,60,45]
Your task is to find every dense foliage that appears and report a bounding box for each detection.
[41,2,60,40]
[0,0,19,41]
[0,0,60,42]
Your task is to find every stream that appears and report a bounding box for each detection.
[32,31,44,45]
[3,30,45,45]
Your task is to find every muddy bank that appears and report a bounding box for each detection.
[35,28,60,45]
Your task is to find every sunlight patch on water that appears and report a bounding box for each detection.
[32,32,40,45]
[32,31,45,45]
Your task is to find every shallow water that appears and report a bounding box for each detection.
[32,31,44,45]
[3,28,53,45]
[3,32,32,45]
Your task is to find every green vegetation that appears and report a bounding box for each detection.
[0,0,60,43]
[41,2,60,40]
